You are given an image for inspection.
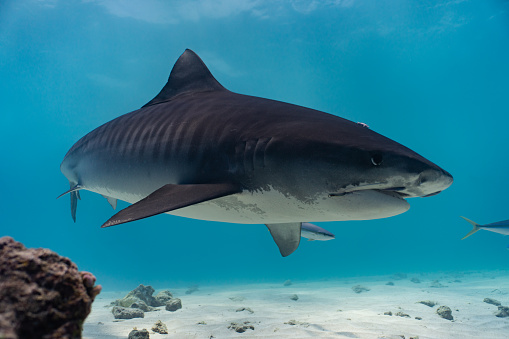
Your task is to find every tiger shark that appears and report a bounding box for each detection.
[59,49,453,256]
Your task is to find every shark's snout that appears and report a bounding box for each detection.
[413,167,453,198]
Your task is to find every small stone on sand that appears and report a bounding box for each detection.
[228,321,254,333]
[352,285,370,293]
[236,307,254,313]
[284,320,310,326]
[417,300,437,307]
[483,298,501,306]
[436,306,453,320]
[495,306,509,318]
[151,320,168,334]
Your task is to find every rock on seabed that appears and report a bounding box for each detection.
[165,298,182,312]
[151,320,168,334]
[128,328,150,339]
[111,306,144,319]
[495,306,509,318]
[436,306,453,320]
[0,236,101,339]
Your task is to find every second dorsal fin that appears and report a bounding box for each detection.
[143,49,227,107]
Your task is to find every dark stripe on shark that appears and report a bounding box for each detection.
[76,95,275,178]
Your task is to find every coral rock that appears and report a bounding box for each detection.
[165,298,182,312]
[111,306,144,319]
[0,236,101,339]
[495,306,509,318]
[483,298,501,306]
[130,300,154,312]
[436,306,453,320]
[113,285,160,309]
[128,328,150,339]
[154,290,173,305]
[151,320,168,334]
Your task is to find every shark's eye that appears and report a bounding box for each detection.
[371,154,383,166]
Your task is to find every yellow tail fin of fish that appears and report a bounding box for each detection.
[460,216,480,240]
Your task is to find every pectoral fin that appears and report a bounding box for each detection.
[101,183,241,228]
[57,183,82,223]
[265,222,302,257]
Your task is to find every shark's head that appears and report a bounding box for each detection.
[263,111,453,220]
[323,125,454,200]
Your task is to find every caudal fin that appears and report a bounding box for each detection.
[460,216,480,240]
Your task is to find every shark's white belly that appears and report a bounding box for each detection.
[99,187,409,224]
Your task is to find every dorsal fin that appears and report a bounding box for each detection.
[143,49,226,107]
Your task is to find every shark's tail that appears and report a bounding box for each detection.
[460,216,481,240]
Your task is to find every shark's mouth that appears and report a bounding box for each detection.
[329,184,409,199]
[376,189,408,200]
[422,190,442,198]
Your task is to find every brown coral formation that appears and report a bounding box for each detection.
[151,320,168,334]
[0,236,101,339]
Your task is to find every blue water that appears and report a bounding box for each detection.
[1,0,508,291]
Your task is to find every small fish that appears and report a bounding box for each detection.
[301,223,335,241]
[460,216,509,240]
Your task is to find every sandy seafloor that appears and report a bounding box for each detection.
[83,270,509,339]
